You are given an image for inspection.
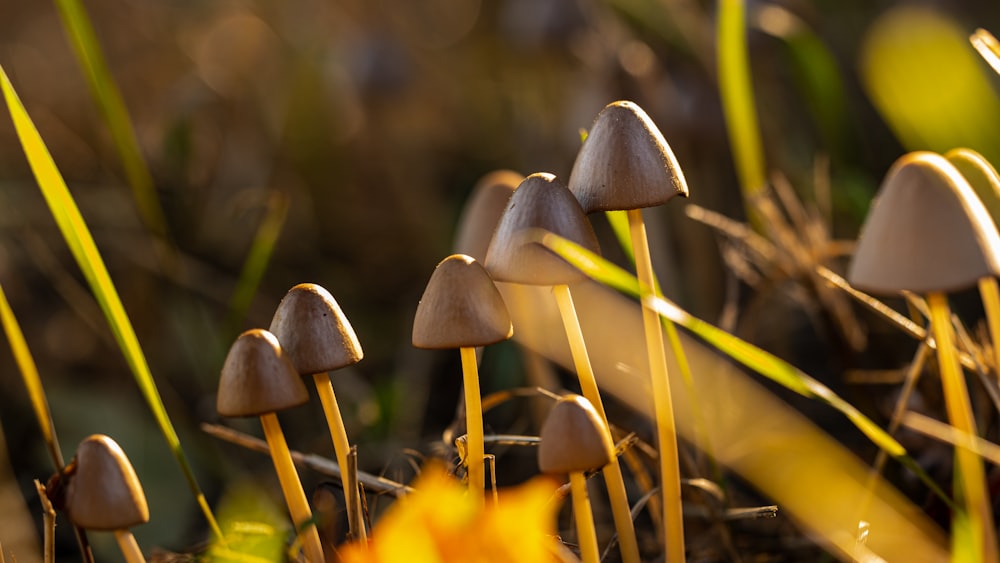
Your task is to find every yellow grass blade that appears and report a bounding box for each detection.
[0,281,64,470]
[53,0,171,246]
[0,65,222,540]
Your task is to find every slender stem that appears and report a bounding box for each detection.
[627,208,685,562]
[312,372,367,545]
[570,472,600,563]
[460,346,485,506]
[260,413,326,563]
[553,284,641,563]
[927,292,998,562]
[978,277,1000,381]
[34,480,55,563]
[113,530,144,563]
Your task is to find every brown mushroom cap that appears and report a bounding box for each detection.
[64,434,149,530]
[269,283,364,376]
[847,151,1000,294]
[453,170,524,261]
[568,100,689,213]
[538,395,615,474]
[217,329,310,417]
[484,173,600,285]
[946,148,1000,228]
[412,254,513,349]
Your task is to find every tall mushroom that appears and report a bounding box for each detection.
[848,151,1000,561]
[568,100,688,561]
[485,172,640,563]
[412,254,513,506]
[217,328,326,563]
[61,435,147,563]
[270,282,367,543]
[538,395,616,563]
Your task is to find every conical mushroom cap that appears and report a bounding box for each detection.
[847,151,1000,294]
[453,170,523,261]
[484,173,600,285]
[269,283,364,375]
[217,329,310,417]
[412,254,513,349]
[538,395,615,474]
[946,148,1000,228]
[64,434,149,530]
[568,100,689,213]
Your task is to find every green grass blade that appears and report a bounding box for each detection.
[0,281,65,470]
[225,191,290,337]
[0,66,222,540]
[53,0,172,245]
[718,0,767,228]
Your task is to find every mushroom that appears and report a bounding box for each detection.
[484,172,640,563]
[946,148,1000,377]
[538,395,615,563]
[62,434,148,563]
[848,151,1000,561]
[269,283,367,543]
[568,100,688,561]
[217,329,326,563]
[453,170,523,262]
[412,254,512,505]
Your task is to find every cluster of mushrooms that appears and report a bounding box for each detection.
[47,100,1000,562]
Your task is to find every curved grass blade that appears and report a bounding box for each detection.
[53,0,172,248]
[539,230,956,506]
[0,66,223,540]
[718,0,767,228]
[224,191,290,338]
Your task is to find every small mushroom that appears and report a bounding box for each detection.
[484,172,640,563]
[217,329,325,563]
[62,435,148,563]
[270,283,367,543]
[538,395,615,563]
[413,254,512,504]
[847,151,1000,561]
[568,100,688,562]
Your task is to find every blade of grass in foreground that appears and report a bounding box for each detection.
[53,0,172,249]
[0,66,223,541]
[538,230,957,506]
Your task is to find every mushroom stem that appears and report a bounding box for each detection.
[569,472,600,563]
[927,292,998,562]
[460,346,486,505]
[627,208,685,561]
[978,277,1000,380]
[259,412,326,563]
[552,284,640,563]
[312,372,367,545]
[113,530,144,563]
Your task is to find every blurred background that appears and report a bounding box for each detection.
[1,0,1000,560]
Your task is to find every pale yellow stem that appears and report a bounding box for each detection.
[553,283,641,563]
[569,472,600,563]
[978,277,1000,381]
[927,292,998,563]
[114,530,144,563]
[313,372,367,545]
[260,412,326,563]
[627,208,685,562]
[460,346,485,506]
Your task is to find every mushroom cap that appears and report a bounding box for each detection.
[453,170,524,261]
[847,151,1000,294]
[568,100,689,213]
[484,173,600,285]
[538,395,615,474]
[64,434,149,530]
[412,254,513,349]
[217,329,310,417]
[945,148,1000,228]
[269,283,364,376]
